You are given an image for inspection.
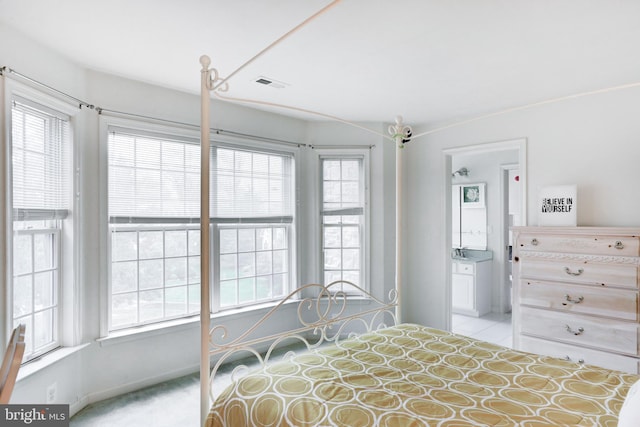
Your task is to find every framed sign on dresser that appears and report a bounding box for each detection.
[511,226,640,374]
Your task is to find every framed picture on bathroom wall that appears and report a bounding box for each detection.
[461,183,485,208]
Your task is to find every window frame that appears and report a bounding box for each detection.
[100,117,300,334]
[108,223,202,330]
[103,119,202,332]
[316,148,370,293]
[212,222,294,312]
[209,141,297,313]
[12,222,61,359]
[3,80,79,361]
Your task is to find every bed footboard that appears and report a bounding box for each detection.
[206,280,397,401]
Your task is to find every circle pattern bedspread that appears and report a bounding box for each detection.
[206,323,639,426]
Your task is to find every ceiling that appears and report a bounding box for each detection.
[2,0,640,126]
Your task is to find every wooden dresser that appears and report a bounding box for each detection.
[512,226,640,374]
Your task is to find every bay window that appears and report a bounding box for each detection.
[107,125,296,330]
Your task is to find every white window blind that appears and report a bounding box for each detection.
[11,99,70,221]
[212,147,293,223]
[108,129,200,223]
[109,137,294,224]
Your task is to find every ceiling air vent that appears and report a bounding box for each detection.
[254,76,288,89]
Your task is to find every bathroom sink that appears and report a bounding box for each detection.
[450,250,493,262]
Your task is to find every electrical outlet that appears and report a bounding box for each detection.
[46,382,57,404]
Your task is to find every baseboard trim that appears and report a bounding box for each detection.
[70,362,199,417]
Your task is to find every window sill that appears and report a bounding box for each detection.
[18,343,91,381]
[97,315,201,347]
[17,296,374,379]
[97,299,302,347]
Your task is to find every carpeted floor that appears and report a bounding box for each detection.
[70,372,201,427]
[70,342,311,426]
[69,319,510,426]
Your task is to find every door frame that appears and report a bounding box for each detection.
[443,138,527,331]
[500,162,520,314]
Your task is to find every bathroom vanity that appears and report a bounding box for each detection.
[451,250,493,317]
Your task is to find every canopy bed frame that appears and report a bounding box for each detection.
[196,2,638,426]
[198,52,411,423]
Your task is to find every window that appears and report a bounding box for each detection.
[107,129,201,330]
[10,97,71,360]
[107,128,296,328]
[320,155,367,293]
[212,147,295,311]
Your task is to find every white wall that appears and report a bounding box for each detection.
[1,23,394,415]
[404,85,640,329]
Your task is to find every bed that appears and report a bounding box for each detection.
[206,322,638,427]
[196,3,640,426]
[197,279,639,427]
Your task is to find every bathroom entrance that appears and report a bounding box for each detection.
[444,139,527,347]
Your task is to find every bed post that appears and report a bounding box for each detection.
[389,116,411,324]
[199,55,212,427]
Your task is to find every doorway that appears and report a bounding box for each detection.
[444,139,527,347]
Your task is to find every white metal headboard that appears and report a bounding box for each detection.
[206,280,397,402]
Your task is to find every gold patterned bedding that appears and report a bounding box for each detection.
[206,323,639,426]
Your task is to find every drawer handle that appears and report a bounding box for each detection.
[564,355,585,364]
[564,294,584,304]
[564,267,584,276]
[614,240,624,250]
[531,238,539,246]
[565,325,585,335]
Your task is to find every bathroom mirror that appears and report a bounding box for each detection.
[452,183,487,249]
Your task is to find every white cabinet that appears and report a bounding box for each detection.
[512,226,640,374]
[452,260,492,317]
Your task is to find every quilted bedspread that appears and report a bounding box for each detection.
[206,323,639,426]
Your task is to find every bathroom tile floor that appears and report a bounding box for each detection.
[452,311,513,348]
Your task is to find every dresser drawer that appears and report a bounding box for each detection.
[519,335,639,374]
[520,306,639,356]
[519,258,639,289]
[517,233,640,256]
[453,262,474,274]
[519,280,639,321]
